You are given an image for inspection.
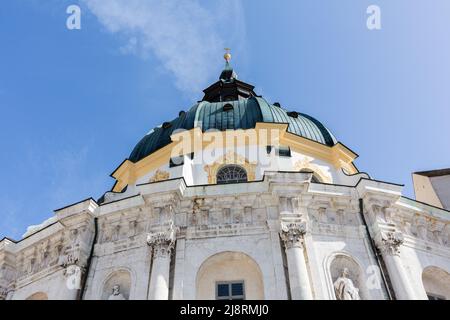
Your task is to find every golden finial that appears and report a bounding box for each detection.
[224,48,231,62]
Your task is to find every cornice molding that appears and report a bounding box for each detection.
[111,124,359,192]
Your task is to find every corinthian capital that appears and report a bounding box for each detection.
[377,231,404,256]
[0,286,7,300]
[280,221,307,249]
[59,251,80,268]
[147,228,177,258]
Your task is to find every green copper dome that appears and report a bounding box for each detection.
[129,65,337,163]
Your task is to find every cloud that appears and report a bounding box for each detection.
[82,0,246,95]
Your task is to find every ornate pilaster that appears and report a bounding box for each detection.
[377,231,404,256]
[375,229,416,299]
[59,251,80,268]
[0,286,7,300]
[147,226,177,300]
[0,281,15,300]
[58,243,91,280]
[279,220,312,300]
[0,249,17,300]
[280,221,306,249]
[147,228,176,258]
[55,223,94,298]
[56,248,89,296]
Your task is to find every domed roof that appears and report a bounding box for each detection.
[129,64,337,163]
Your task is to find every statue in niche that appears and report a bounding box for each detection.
[333,268,361,300]
[108,285,126,300]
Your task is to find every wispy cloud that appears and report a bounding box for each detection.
[82,0,246,95]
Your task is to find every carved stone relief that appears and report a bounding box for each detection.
[376,231,404,256]
[149,169,170,183]
[294,157,332,183]
[280,221,307,249]
[147,227,177,258]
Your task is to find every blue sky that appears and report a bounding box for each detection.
[1,0,449,239]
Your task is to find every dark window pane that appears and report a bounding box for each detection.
[217,165,247,184]
[277,146,291,157]
[217,284,229,297]
[231,283,243,296]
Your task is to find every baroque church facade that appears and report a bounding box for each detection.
[1,55,450,300]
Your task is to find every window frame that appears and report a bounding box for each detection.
[215,281,246,300]
[275,145,291,157]
[216,165,248,184]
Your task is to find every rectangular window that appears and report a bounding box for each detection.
[216,281,245,300]
[276,145,291,157]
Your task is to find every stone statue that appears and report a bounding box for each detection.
[108,285,126,300]
[333,268,361,300]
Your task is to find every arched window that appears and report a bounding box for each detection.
[299,169,322,183]
[196,251,264,300]
[422,266,450,300]
[216,165,248,184]
[26,292,48,300]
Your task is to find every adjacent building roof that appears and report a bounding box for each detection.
[413,168,450,210]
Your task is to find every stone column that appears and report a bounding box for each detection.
[0,286,7,300]
[0,263,15,300]
[376,231,416,300]
[147,228,176,300]
[280,221,313,300]
[59,250,88,300]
